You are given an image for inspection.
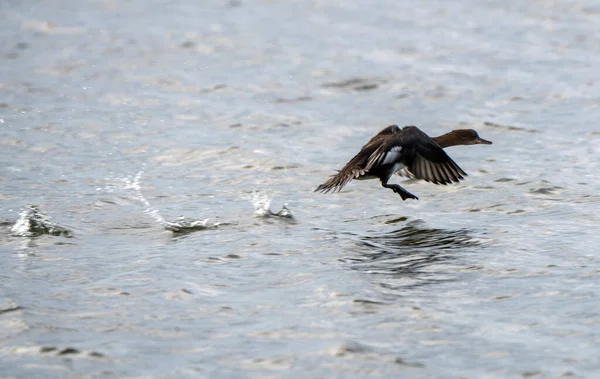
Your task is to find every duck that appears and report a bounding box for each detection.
[314,125,492,200]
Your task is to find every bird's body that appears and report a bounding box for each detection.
[315,125,492,200]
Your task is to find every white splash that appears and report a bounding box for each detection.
[245,191,295,221]
[101,167,218,232]
[120,169,166,226]
[249,191,273,217]
[11,205,72,237]
[11,208,36,237]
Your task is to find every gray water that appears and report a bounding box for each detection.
[1,0,600,377]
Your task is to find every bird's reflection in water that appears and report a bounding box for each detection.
[342,220,481,293]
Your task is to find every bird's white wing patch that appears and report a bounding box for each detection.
[381,146,402,165]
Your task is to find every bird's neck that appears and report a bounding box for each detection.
[432,132,459,148]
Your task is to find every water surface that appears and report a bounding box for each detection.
[2,0,600,377]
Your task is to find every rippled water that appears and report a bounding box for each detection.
[2,0,600,377]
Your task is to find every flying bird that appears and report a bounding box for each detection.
[315,125,492,200]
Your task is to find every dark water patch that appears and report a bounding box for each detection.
[322,77,384,92]
[40,346,104,358]
[522,371,542,378]
[58,347,80,355]
[358,221,479,251]
[272,121,302,128]
[529,186,563,195]
[54,241,75,246]
[367,214,409,224]
[25,86,52,94]
[323,78,368,88]
[354,83,378,91]
[271,164,300,171]
[332,341,394,362]
[341,221,481,290]
[0,306,24,315]
[394,358,425,368]
[334,341,371,356]
[483,121,539,133]
[204,253,246,262]
[274,96,312,103]
[516,179,553,186]
[10,205,73,238]
[495,178,517,182]
[572,194,600,203]
[353,298,386,305]
[103,221,156,231]
[334,341,425,369]
[463,265,484,271]
[384,216,409,225]
[198,84,227,94]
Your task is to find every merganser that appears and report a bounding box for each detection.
[315,125,492,200]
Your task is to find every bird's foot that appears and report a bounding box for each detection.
[397,188,418,201]
[384,184,419,201]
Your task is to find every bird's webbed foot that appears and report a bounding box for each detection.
[382,183,419,201]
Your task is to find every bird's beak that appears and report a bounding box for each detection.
[476,137,493,145]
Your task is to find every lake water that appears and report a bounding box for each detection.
[1,0,600,377]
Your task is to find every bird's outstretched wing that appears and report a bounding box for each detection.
[314,125,401,193]
[366,126,467,185]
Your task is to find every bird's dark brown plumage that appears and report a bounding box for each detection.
[315,125,489,200]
